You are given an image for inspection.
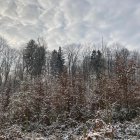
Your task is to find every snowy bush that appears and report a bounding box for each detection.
[8,91,35,125]
[112,104,138,122]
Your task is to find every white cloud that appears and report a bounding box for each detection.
[4,0,18,19]
[0,0,140,50]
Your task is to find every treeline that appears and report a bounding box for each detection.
[0,36,140,130]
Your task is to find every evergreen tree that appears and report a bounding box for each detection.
[90,50,105,79]
[23,39,46,77]
[90,50,96,74]
[57,47,65,74]
[95,50,105,78]
[50,47,65,76]
[23,40,37,75]
[50,50,58,76]
[32,46,46,76]
[83,56,90,80]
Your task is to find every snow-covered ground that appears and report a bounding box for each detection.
[0,117,140,140]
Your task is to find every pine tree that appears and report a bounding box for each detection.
[50,47,65,76]
[90,50,105,79]
[32,46,46,76]
[57,47,65,74]
[95,50,105,78]
[90,50,96,74]
[23,40,37,75]
[50,50,58,76]
[23,39,46,77]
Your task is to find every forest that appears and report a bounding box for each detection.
[0,36,140,139]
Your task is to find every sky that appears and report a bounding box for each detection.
[0,0,140,50]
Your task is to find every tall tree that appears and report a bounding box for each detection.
[57,47,65,74]
[23,40,37,75]
[64,44,79,76]
[50,50,58,76]
[90,50,105,79]
[33,46,46,76]
[50,47,65,76]
[0,37,17,86]
[90,50,96,75]
[23,39,46,77]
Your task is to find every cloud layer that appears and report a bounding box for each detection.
[0,0,140,50]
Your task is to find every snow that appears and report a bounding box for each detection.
[0,117,139,140]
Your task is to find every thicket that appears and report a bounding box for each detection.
[0,37,140,133]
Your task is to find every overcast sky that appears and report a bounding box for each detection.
[0,0,140,50]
